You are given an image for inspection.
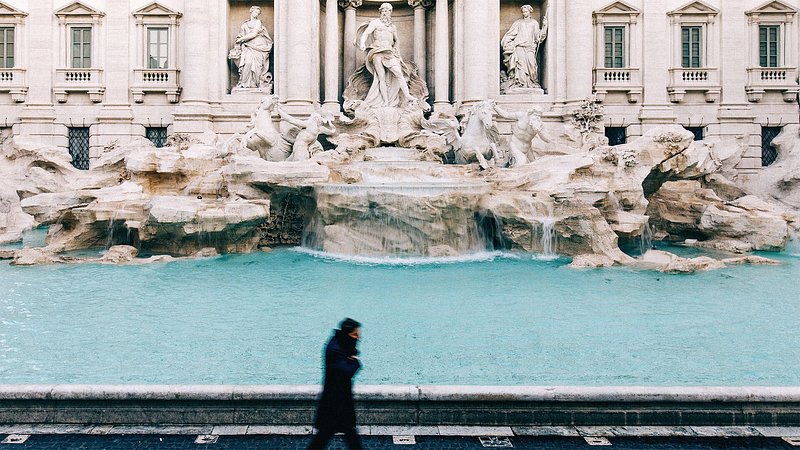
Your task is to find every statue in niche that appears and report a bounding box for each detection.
[501,5,548,93]
[343,3,429,113]
[229,6,273,93]
[493,104,551,166]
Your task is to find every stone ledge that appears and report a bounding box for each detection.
[0,385,799,427]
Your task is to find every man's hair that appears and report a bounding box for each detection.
[339,317,361,334]
[521,5,533,13]
[380,3,393,12]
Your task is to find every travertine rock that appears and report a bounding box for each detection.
[10,248,62,266]
[739,125,800,210]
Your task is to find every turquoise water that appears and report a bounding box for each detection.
[0,248,798,386]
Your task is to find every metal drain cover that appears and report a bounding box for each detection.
[393,435,416,444]
[584,436,612,446]
[784,437,800,446]
[1,435,30,444]
[194,434,219,444]
[479,436,513,448]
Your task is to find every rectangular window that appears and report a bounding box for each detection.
[762,126,782,167]
[0,27,13,68]
[604,26,625,68]
[68,127,90,170]
[684,126,705,141]
[759,25,780,68]
[146,127,168,148]
[147,27,169,69]
[71,27,92,69]
[605,127,627,146]
[681,26,703,68]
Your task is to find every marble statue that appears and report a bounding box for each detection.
[275,106,337,161]
[242,95,291,161]
[342,2,429,114]
[229,6,274,92]
[357,3,416,107]
[424,101,503,169]
[501,5,548,92]
[494,104,551,166]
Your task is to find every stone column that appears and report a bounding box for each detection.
[434,0,450,110]
[179,2,210,104]
[172,1,213,135]
[409,0,430,79]
[18,0,57,146]
[717,0,758,169]
[323,0,340,111]
[638,0,675,128]
[460,0,497,104]
[285,0,319,107]
[340,0,362,81]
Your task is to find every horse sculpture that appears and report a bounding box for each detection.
[241,95,292,161]
[455,101,505,169]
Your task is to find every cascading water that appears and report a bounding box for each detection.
[299,148,493,258]
[788,228,800,256]
[538,218,558,259]
[639,221,655,256]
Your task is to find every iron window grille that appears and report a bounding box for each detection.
[684,126,705,141]
[146,127,168,148]
[605,127,627,146]
[68,127,90,170]
[762,126,782,167]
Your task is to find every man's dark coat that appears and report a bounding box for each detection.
[313,330,361,431]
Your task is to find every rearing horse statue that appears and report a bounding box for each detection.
[456,100,505,169]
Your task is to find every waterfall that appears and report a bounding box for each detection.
[105,212,118,249]
[788,228,800,256]
[639,221,655,256]
[539,218,558,259]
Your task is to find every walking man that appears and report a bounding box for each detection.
[308,318,362,449]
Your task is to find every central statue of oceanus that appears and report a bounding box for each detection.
[343,3,429,114]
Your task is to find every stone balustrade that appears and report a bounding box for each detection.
[667,67,721,103]
[592,68,642,103]
[132,68,182,103]
[0,68,27,102]
[53,68,105,103]
[745,67,800,102]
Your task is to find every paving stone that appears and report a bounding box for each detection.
[756,427,800,437]
[512,426,580,436]
[611,426,697,437]
[438,426,514,436]
[246,425,313,435]
[689,426,762,437]
[107,425,214,435]
[211,425,248,435]
[370,425,441,435]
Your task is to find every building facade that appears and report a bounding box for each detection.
[0,0,798,171]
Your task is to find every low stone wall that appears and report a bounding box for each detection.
[1,385,799,427]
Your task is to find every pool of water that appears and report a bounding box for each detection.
[1,248,798,386]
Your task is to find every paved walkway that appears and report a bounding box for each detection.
[2,427,800,449]
[2,434,799,449]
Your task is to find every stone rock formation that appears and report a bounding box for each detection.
[2,107,797,270]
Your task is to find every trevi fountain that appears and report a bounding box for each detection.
[0,2,799,386]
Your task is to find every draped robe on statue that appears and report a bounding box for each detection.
[232,19,273,89]
[501,18,547,90]
[345,22,426,109]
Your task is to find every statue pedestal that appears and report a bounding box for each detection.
[502,87,545,96]
[231,85,273,95]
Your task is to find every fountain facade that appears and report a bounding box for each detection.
[0,2,799,272]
